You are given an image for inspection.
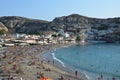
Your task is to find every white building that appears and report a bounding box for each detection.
[58,29,70,37]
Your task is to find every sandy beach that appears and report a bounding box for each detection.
[0,43,87,80]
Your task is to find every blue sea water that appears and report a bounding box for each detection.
[42,43,120,80]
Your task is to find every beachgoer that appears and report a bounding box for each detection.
[37,72,44,78]
[53,60,54,65]
[75,70,78,78]
[60,75,64,80]
[37,72,40,78]
[100,73,103,79]
[112,77,116,80]
[9,75,15,80]
[47,60,50,64]
[41,60,43,64]
[20,77,23,80]
[98,77,102,80]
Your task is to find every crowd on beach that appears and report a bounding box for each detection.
[0,43,117,80]
[0,43,87,80]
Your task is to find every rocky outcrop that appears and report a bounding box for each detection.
[0,22,8,31]
[50,14,89,32]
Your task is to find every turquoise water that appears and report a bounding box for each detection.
[51,44,120,80]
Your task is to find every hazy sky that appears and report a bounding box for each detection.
[0,0,120,21]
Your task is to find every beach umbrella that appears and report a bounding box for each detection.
[40,78,52,80]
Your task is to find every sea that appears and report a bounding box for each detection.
[41,43,120,80]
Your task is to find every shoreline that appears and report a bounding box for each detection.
[39,43,118,80]
[0,43,87,80]
[0,43,120,80]
[45,43,120,80]
[40,43,88,80]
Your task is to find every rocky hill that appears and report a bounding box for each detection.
[0,16,49,34]
[0,14,120,35]
[50,14,120,31]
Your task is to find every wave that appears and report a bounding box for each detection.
[52,52,66,67]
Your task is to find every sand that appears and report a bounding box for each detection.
[0,43,87,80]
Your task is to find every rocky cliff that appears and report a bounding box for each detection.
[50,14,120,31]
[0,14,120,35]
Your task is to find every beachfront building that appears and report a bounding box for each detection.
[12,33,26,39]
[23,39,37,44]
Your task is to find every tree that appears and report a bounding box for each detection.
[36,31,43,36]
[76,36,81,41]
[0,29,8,35]
[58,34,61,37]
[52,34,57,37]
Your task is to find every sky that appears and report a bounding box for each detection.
[0,0,120,21]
